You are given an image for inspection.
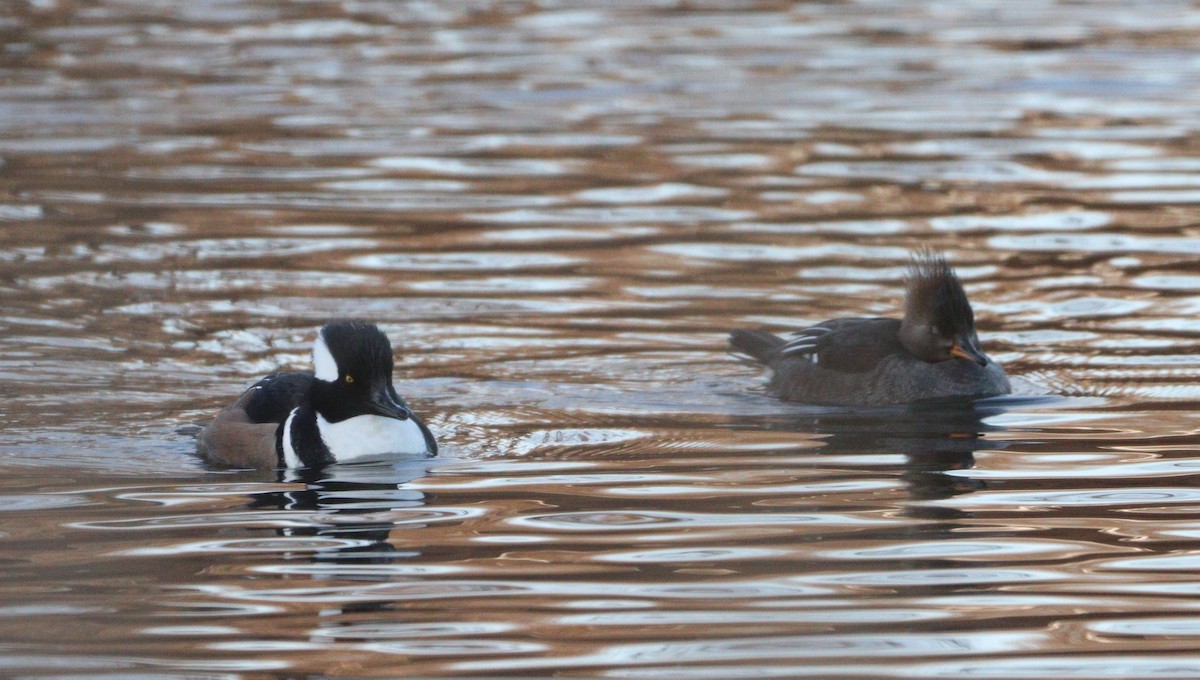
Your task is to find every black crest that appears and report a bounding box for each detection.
[321,319,395,381]
[904,251,975,334]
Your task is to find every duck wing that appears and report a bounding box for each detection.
[196,372,313,468]
[241,372,314,424]
[780,317,904,373]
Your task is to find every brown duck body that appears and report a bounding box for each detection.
[730,323,1010,406]
[196,372,311,469]
[729,252,1012,407]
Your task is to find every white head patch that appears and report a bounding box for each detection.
[312,332,338,382]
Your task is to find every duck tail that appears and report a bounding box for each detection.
[729,328,784,365]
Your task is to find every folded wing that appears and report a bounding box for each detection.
[780,317,904,373]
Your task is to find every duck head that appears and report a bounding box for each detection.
[897,252,990,366]
[309,320,413,423]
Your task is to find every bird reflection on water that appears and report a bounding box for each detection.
[246,457,441,565]
[747,397,1048,506]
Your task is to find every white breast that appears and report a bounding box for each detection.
[315,413,429,463]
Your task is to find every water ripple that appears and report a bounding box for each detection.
[510,510,899,532]
[597,547,789,564]
[558,609,948,626]
[0,494,91,512]
[935,488,1200,509]
[457,631,1041,672]
[349,252,583,271]
[362,639,548,656]
[189,578,831,604]
[313,621,517,640]
[123,537,374,556]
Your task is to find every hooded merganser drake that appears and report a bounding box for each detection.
[196,320,437,468]
[729,251,1011,406]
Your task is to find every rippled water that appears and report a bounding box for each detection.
[7,0,1200,676]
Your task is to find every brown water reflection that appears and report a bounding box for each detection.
[8,0,1200,677]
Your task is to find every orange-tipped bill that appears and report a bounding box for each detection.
[950,338,988,366]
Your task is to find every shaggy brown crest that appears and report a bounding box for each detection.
[904,251,975,336]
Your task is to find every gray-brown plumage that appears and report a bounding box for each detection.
[196,373,311,468]
[730,251,1011,406]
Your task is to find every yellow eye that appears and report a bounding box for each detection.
[344,375,354,384]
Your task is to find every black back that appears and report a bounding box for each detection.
[243,372,314,425]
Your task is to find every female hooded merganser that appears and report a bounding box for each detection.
[196,320,437,468]
[730,251,1011,406]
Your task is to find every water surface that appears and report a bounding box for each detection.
[6,1,1200,677]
